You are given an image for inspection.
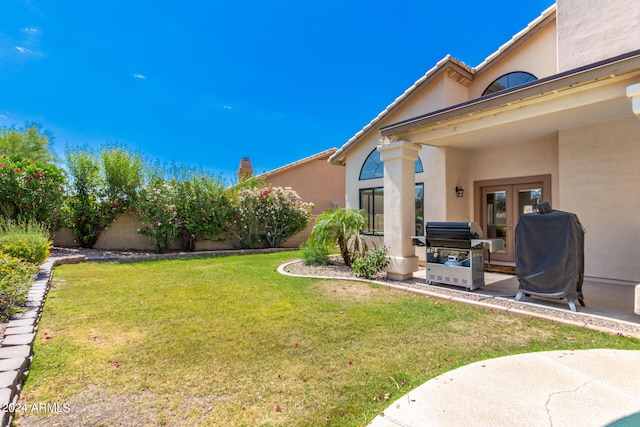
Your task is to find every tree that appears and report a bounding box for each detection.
[307,208,367,267]
[63,145,144,247]
[0,123,58,164]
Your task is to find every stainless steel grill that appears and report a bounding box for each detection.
[424,222,485,290]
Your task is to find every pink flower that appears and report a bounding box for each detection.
[113,362,120,368]
[348,360,353,365]
[275,405,282,412]
[34,172,43,179]
[294,342,299,348]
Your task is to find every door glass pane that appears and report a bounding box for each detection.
[518,188,542,215]
[486,191,507,254]
[415,184,424,236]
[373,188,384,233]
[360,189,373,232]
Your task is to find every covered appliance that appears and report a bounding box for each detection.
[514,207,585,311]
[424,222,485,290]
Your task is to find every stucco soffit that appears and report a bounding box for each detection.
[328,56,473,165]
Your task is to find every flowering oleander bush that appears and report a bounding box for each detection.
[0,251,37,319]
[229,186,313,249]
[0,155,66,228]
[175,175,233,251]
[136,174,234,253]
[137,178,179,253]
[351,245,390,279]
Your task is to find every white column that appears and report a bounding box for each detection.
[378,140,421,280]
[626,83,640,119]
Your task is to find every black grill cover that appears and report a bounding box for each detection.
[515,210,585,299]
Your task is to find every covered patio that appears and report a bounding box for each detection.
[377,50,640,289]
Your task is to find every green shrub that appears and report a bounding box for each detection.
[351,245,390,279]
[137,177,179,253]
[308,208,366,267]
[175,175,233,251]
[0,219,51,264]
[64,146,143,248]
[0,251,37,319]
[300,243,331,266]
[0,155,66,228]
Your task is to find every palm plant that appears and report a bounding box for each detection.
[307,208,367,267]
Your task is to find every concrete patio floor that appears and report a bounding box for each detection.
[408,269,639,325]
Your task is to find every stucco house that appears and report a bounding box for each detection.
[329,0,640,284]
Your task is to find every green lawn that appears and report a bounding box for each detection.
[17,251,640,426]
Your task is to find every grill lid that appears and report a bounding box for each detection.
[425,222,483,248]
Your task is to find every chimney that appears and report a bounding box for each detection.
[237,157,254,181]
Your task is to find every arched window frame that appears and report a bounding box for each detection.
[482,71,537,96]
[359,148,423,180]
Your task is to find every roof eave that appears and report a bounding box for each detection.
[328,56,473,164]
[381,49,640,137]
[474,4,556,77]
[258,148,338,179]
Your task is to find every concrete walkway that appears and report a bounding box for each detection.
[369,349,640,427]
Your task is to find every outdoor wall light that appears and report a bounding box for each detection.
[455,186,464,198]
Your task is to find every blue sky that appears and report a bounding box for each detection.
[1,0,554,183]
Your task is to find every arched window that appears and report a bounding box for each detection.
[482,71,537,96]
[359,148,423,180]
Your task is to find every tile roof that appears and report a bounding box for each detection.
[329,3,557,164]
[257,148,339,178]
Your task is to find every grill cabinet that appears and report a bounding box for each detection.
[514,208,585,311]
[425,222,485,290]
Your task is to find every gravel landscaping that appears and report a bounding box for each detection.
[282,255,640,339]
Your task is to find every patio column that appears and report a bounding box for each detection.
[378,139,421,281]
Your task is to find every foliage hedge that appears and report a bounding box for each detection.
[0,155,66,228]
[0,251,36,319]
[0,219,52,318]
[0,142,315,253]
